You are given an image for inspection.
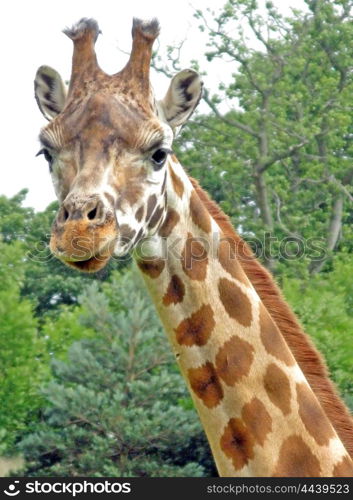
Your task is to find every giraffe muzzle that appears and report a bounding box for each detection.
[50,196,118,273]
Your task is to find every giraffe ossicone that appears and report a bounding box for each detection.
[34,17,353,477]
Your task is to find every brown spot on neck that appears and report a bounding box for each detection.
[296,382,335,446]
[146,194,157,220]
[119,224,136,243]
[215,335,255,386]
[137,257,165,279]
[218,278,252,327]
[241,397,272,446]
[188,361,224,408]
[148,205,164,230]
[181,234,208,281]
[169,165,184,198]
[175,304,215,346]
[134,227,145,244]
[264,363,291,415]
[220,418,255,471]
[218,237,249,285]
[158,208,180,237]
[163,274,185,306]
[273,435,321,477]
[259,304,295,366]
[190,190,212,233]
[135,205,144,222]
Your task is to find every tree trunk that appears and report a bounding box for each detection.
[309,194,343,274]
[253,169,276,272]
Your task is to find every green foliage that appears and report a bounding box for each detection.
[41,306,96,361]
[0,240,46,452]
[176,0,353,276]
[283,255,353,410]
[0,191,34,244]
[18,269,214,477]
[0,192,127,457]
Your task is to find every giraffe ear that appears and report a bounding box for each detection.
[34,65,67,120]
[158,69,202,130]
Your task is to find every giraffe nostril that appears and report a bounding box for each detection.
[87,207,97,220]
[63,208,69,222]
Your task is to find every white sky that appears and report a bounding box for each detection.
[0,0,305,211]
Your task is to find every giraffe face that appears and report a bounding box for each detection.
[37,91,173,272]
[34,19,202,272]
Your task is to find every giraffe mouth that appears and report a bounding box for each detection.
[49,214,119,273]
[51,236,116,273]
[63,251,112,273]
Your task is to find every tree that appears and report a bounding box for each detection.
[18,269,215,477]
[0,190,34,244]
[199,0,353,274]
[0,240,46,453]
[0,192,126,455]
[283,254,353,411]
[155,0,353,275]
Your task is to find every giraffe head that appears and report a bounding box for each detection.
[34,18,202,272]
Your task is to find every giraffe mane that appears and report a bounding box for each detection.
[189,176,353,458]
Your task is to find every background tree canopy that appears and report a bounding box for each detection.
[0,0,352,476]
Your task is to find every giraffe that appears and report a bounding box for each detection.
[33,18,353,476]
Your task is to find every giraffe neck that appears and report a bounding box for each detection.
[134,156,353,477]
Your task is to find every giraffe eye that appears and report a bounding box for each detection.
[36,148,54,171]
[151,148,168,170]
